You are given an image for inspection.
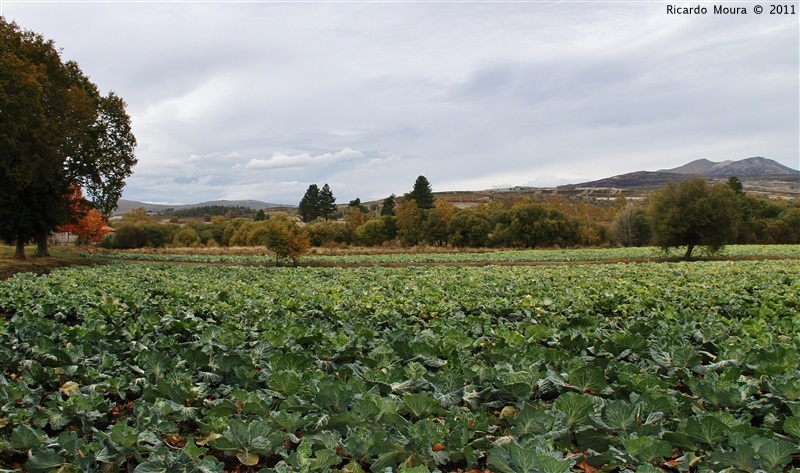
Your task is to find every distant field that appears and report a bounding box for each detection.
[85,244,800,265]
[1,258,798,471]
[5,245,799,281]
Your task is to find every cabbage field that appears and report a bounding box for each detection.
[1,258,799,472]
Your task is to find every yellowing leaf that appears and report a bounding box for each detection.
[59,381,80,396]
[236,450,259,466]
[499,406,518,419]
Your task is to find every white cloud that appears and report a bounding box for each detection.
[243,148,364,171]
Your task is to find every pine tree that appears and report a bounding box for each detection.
[381,194,396,216]
[298,184,321,222]
[405,176,435,209]
[319,184,337,221]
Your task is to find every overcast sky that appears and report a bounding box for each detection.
[3,1,798,205]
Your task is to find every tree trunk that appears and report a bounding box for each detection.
[14,240,26,260]
[34,233,49,257]
[684,244,695,261]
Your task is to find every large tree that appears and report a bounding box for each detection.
[508,202,578,248]
[318,184,337,221]
[263,215,310,265]
[405,175,435,210]
[395,199,424,245]
[298,184,321,222]
[0,20,137,259]
[447,209,490,247]
[648,178,741,260]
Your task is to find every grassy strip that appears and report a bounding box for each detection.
[0,246,101,280]
[4,244,799,279]
[85,244,800,265]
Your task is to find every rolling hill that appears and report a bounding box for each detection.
[661,156,799,176]
[560,156,798,191]
[114,199,289,216]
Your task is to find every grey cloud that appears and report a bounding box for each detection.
[5,1,797,205]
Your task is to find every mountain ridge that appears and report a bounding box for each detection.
[562,156,798,189]
[114,199,290,216]
[660,156,798,176]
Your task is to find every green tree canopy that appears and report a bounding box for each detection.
[298,184,321,222]
[355,218,391,246]
[348,197,368,214]
[508,203,578,248]
[405,175,435,209]
[0,19,137,259]
[319,184,337,221]
[380,194,396,216]
[648,178,741,260]
[727,176,744,194]
[447,209,490,247]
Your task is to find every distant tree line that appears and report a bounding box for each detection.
[100,176,800,261]
[101,209,308,264]
[159,205,255,220]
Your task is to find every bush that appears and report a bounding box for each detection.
[447,210,490,247]
[306,221,350,247]
[109,224,149,249]
[356,219,390,246]
[172,228,201,247]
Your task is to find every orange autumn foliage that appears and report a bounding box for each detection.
[57,186,112,243]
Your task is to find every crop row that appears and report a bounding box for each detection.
[1,260,799,472]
